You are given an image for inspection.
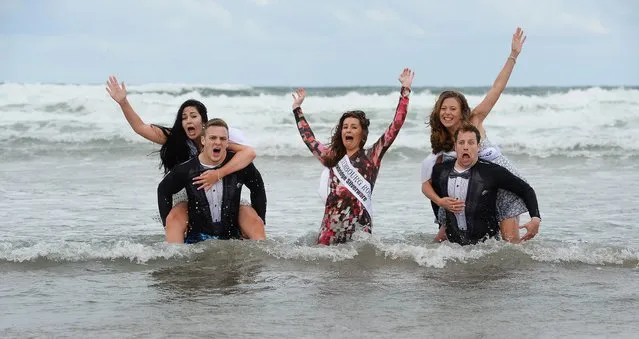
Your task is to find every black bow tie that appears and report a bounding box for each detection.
[449,171,470,179]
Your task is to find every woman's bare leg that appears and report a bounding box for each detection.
[499,217,520,244]
[165,202,188,243]
[238,205,266,240]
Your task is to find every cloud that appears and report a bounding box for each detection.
[331,7,426,37]
[364,8,400,22]
[331,9,354,24]
[23,0,275,43]
[478,0,611,36]
[152,0,233,27]
[158,1,233,36]
[243,18,270,41]
[2,33,162,60]
[0,0,21,14]
[558,13,608,34]
[1,0,635,85]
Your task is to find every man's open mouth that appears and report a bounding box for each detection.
[212,147,221,155]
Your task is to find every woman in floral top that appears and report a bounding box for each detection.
[292,68,414,245]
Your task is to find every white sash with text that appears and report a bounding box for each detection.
[327,155,374,215]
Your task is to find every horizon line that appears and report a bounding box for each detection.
[1,82,637,88]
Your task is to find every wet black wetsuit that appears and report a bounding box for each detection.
[157,151,267,243]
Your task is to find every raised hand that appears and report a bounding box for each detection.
[292,88,306,109]
[106,75,127,104]
[511,27,527,59]
[398,68,415,89]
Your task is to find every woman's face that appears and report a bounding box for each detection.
[439,97,464,131]
[181,106,204,140]
[341,117,363,151]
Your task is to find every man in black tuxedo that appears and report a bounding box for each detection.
[157,119,267,244]
[430,124,541,245]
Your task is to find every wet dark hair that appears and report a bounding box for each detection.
[454,123,481,143]
[325,110,370,168]
[154,99,209,173]
[428,90,472,153]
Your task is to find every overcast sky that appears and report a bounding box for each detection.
[1,0,637,86]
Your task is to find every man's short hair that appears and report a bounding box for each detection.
[204,118,229,135]
[454,123,481,143]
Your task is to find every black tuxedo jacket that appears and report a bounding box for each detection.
[431,159,540,245]
[157,151,266,239]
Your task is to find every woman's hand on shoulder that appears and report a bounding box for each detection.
[193,170,222,191]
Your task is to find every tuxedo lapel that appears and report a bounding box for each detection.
[440,163,452,197]
[188,165,214,225]
[195,182,214,224]
[464,165,484,233]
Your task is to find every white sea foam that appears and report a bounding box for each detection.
[1,237,636,268]
[1,84,637,158]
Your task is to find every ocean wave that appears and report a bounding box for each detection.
[1,237,636,268]
[1,84,637,159]
[1,85,636,117]
[1,135,638,160]
[2,82,637,97]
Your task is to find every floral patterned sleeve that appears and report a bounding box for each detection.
[367,87,410,166]
[293,107,330,165]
